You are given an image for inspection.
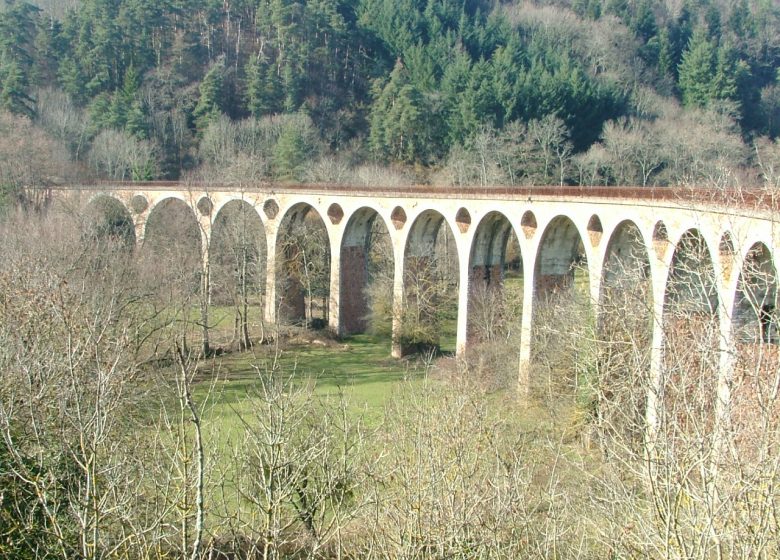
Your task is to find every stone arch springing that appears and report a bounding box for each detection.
[401,210,460,354]
[467,211,523,344]
[598,220,653,443]
[531,215,591,400]
[733,243,777,345]
[210,199,268,348]
[276,203,331,328]
[83,195,136,249]
[662,229,719,431]
[340,207,393,336]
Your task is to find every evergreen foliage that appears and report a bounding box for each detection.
[0,0,777,179]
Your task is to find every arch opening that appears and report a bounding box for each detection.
[455,207,472,233]
[731,242,780,448]
[83,195,136,250]
[598,221,653,444]
[141,198,203,317]
[276,203,331,329]
[401,210,460,355]
[210,200,268,349]
[662,229,719,432]
[532,216,592,402]
[327,203,344,225]
[340,208,393,336]
[391,206,407,230]
[467,212,523,343]
[653,221,669,256]
[733,243,777,345]
[719,231,736,280]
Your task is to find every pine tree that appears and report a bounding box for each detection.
[0,55,33,116]
[193,61,224,133]
[657,27,674,77]
[245,55,265,118]
[631,0,657,42]
[58,57,86,105]
[369,60,434,164]
[126,100,148,139]
[678,27,716,108]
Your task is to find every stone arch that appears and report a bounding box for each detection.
[468,211,523,343]
[210,200,268,347]
[83,194,136,249]
[142,197,203,292]
[602,220,651,294]
[531,215,591,397]
[664,229,718,316]
[534,215,588,295]
[732,242,778,344]
[599,220,653,440]
[401,209,460,354]
[276,202,331,328]
[662,229,719,426]
[340,207,393,335]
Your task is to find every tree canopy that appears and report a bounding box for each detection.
[0,0,778,184]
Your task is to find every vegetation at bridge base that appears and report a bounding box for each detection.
[1,0,780,188]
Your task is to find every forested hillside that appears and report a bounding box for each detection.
[1,0,779,190]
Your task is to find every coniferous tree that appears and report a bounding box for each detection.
[194,61,224,133]
[678,27,716,108]
[657,27,674,78]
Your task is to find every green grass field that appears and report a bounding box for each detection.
[194,332,428,428]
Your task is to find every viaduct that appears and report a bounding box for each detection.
[59,182,779,432]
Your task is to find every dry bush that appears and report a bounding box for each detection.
[355,376,596,559]
[0,111,77,210]
[578,229,780,558]
[214,373,373,560]
[352,163,418,188]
